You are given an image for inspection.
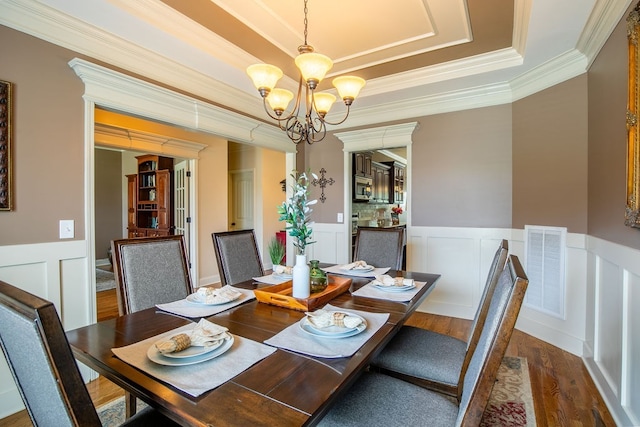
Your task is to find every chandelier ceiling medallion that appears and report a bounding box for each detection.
[246,0,366,145]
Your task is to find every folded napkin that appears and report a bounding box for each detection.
[322,264,390,278]
[351,280,426,302]
[272,265,293,275]
[305,309,364,329]
[371,275,414,288]
[195,286,242,304]
[341,260,371,271]
[155,318,230,353]
[264,304,389,358]
[112,323,277,397]
[155,286,255,318]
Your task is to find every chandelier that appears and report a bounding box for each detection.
[246,0,366,145]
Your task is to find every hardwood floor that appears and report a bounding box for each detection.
[0,290,617,426]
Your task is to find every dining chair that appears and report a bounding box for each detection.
[353,227,404,270]
[317,254,528,426]
[111,234,193,417]
[370,239,509,396]
[212,229,265,286]
[111,234,194,316]
[0,280,180,427]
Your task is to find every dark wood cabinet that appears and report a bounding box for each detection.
[383,161,405,204]
[371,161,390,203]
[353,152,373,178]
[127,155,173,238]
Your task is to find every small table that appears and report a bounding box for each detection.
[67,269,440,426]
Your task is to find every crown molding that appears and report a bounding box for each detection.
[576,0,633,67]
[335,122,418,152]
[0,0,628,132]
[69,58,295,153]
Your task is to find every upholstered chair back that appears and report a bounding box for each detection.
[212,229,265,286]
[353,228,404,270]
[111,235,193,315]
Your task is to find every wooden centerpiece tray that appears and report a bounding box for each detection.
[254,275,352,311]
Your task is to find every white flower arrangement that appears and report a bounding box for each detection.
[277,170,318,256]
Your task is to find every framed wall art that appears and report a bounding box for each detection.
[0,79,12,211]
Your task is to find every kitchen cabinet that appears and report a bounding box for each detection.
[353,151,373,178]
[127,155,174,238]
[384,161,405,204]
[371,161,390,203]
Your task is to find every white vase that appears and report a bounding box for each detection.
[292,254,310,299]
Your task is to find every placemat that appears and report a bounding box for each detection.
[155,286,255,318]
[264,304,389,358]
[111,323,276,397]
[351,280,426,302]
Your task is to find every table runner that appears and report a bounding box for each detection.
[322,264,390,278]
[111,323,276,397]
[155,286,255,318]
[264,304,389,358]
[351,280,426,302]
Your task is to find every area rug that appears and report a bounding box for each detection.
[97,356,535,426]
[96,268,116,292]
[481,356,536,427]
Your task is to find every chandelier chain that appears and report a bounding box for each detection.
[303,0,309,46]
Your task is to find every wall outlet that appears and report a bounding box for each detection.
[59,220,74,239]
[337,213,344,223]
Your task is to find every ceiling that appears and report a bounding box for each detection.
[0,0,633,130]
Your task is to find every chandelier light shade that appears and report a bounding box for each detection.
[246,0,365,145]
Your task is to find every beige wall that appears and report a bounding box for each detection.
[587,1,640,250]
[94,149,122,260]
[0,26,85,245]
[513,74,589,233]
[411,105,512,227]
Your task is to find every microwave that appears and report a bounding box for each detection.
[353,175,372,201]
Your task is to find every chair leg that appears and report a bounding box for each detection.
[125,392,137,418]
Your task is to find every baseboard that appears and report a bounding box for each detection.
[583,356,636,426]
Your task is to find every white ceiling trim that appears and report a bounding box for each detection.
[335,122,418,152]
[94,123,208,159]
[0,0,628,133]
[69,58,295,153]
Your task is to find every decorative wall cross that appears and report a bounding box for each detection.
[311,168,335,203]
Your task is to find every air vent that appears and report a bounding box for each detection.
[524,225,566,319]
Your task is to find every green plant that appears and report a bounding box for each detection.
[277,170,318,256]
[268,237,286,266]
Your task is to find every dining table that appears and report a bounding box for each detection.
[67,266,440,427]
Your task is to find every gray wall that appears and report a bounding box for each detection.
[94,149,122,260]
[0,25,85,245]
[513,74,589,233]
[587,1,640,250]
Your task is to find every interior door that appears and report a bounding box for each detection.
[174,160,190,250]
[229,170,254,230]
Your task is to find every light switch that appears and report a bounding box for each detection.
[337,213,344,223]
[59,220,74,239]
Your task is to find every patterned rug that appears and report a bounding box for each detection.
[481,356,536,426]
[96,268,116,292]
[97,356,535,426]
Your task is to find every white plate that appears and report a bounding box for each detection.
[186,291,241,306]
[147,335,234,366]
[372,284,416,292]
[299,315,367,339]
[152,334,226,359]
[340,264,374,273]
[272,272,292,280]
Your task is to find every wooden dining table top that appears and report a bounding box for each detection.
[67,268,440,427]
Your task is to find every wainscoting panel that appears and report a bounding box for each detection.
[584,236,640,427]
[0,240,90,419]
